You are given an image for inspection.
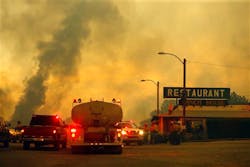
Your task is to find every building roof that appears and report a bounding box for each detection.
[159,105,250,118]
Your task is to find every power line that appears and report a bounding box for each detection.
[188,61,250,70]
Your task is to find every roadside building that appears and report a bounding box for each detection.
[157,104,250,140]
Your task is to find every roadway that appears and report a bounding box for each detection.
[0,140,250,167]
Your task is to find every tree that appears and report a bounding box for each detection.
[228,92,249,104]
[160,99,177,114]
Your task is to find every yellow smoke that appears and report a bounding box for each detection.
[0,0,249,124]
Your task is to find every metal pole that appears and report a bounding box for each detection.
[141,79,159,115]
[157,81,159,115]
[158,52,187,125]
[183,58,186,124]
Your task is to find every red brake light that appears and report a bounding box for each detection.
[71,133,76,138]
[71,128,77,138]
[53,130,57,134]
[71,128,77,133]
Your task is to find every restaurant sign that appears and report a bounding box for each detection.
[163,87,230,99]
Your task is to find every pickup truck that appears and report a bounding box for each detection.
[22,115,67,150]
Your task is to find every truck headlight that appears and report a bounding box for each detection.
[121,130,127,135]
[139,130,144,136]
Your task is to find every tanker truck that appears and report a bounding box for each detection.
[69,100,123,154]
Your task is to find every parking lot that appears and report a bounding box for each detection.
[1,139,250,167]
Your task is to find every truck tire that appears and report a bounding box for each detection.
[4,141,9,148]
[71,147,80,154]
[62,140,67,149]
[71,146,88,154]
[23,141,30,150]
[169,132,181,145]
[54,142,59,150]
[112,146,122,154]
[35,143,41,149]
[137,141,143,145]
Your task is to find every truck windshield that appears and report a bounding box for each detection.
[30,116,60,126]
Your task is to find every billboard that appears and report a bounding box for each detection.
[163,87,230,99]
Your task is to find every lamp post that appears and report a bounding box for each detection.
[141,79,160,115]
[158,52,186,124]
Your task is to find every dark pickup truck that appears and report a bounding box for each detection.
[22,115,67,150]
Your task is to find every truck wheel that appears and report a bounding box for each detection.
[23,141,30,150]
[62,140,67,149]
[4,141,9,148]
[54,142,59,150]
[169,132,181,145]
[112,146,122,154]
[137,141,143,145]
[71,147,80,154]
[35,143,41,149]
[71,146,87,154]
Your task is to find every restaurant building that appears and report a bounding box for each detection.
[157,104,250,140]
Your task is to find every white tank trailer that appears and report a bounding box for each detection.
[70,100,123,154]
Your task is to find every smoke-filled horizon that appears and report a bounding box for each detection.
[0,0,249,124]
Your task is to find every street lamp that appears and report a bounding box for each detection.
[141,79,160,115]
[158,52,186,124]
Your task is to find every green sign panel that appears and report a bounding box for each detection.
[179,99,228,106]
[163,87,230,99]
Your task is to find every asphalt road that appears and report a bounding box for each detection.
[0,140,250,167]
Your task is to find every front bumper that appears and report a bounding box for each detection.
[122,135,144,142]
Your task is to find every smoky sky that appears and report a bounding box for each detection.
[1,0,249,124]
[9,0,126,124]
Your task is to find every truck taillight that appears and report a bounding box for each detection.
[71,128,77,133]
[116,129,122,137]
[71,133,76,138]
[21,129,24,133]
[117,133,121,138]
[71,128,77,138]
[53,130,57,134]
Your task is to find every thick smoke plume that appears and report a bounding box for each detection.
[12,1,124,123]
